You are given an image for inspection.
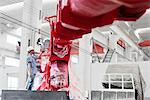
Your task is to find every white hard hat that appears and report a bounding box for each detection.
[27,46,34,52]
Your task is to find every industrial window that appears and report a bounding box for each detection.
[6,34,20,45]
[7,76,18,90]
[5,57,20,67]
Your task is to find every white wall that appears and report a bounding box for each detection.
[0,29,20,91]
[0,67,19,90]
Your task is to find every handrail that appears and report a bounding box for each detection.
[102,49,109,62]
[93,41,101,63]
[102,48,115,62]
[92,38,132,62]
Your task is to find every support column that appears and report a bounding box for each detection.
[30,0,42,52]
[19,0,42,89]
[108,33,119,63]
[79,34,92,99]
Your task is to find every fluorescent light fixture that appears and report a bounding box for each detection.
[135,27,150,34]
[101,31,111,35]
[43,0,57,3]
[6,34,21,45]
[0,2,24,11]
[6,23,11,27]
[125,22,130,27]
[5,57,20,67]
[42,22,49,27]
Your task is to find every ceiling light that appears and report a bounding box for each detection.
[125,22,130,27]
[135,28,150,34]
[6,23,11,27]
[43,0,57,3]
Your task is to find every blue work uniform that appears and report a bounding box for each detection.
[26,54,38,90]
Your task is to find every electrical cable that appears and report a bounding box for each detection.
[0,10,93,57]
[0,10,49,37]
[0,16,49,37]
[0,7,132,62]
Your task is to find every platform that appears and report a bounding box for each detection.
[1,90,69,100]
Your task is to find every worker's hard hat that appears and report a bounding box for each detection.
[27,46,34,52]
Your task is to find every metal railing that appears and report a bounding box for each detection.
[91,74,135,100]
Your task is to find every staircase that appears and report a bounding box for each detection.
[102,49,114,63]
[1,90,69,100]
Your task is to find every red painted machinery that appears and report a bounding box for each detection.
[138,40,150,47]
[37,0,149,91]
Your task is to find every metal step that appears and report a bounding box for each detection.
[1,90,69,100]
[103,49,115,63]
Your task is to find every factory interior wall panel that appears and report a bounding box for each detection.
[108,34,118,49]
[116,45,128,62]
[0,49,19,59]
[69,62,84,99]
[0,30,20,91]
[90,61,150,98]
[0,67,19,90]
[0,32,19,55]
[0,67,8,90]
[116,45,124,56]
[91,63,109,90]
[124,45,132,61]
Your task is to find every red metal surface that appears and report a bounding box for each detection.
[71,42,79,55]
[69,0,149,17]
[117,39,126,49]
[93,42,104,54]
[138,40,150,47]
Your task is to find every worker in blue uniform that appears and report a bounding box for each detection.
[26,46,38,90]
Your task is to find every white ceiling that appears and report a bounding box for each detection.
[139,33,150,40]
[0,0,57,33]
[0,0,150,40]
[134,9,150,29]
